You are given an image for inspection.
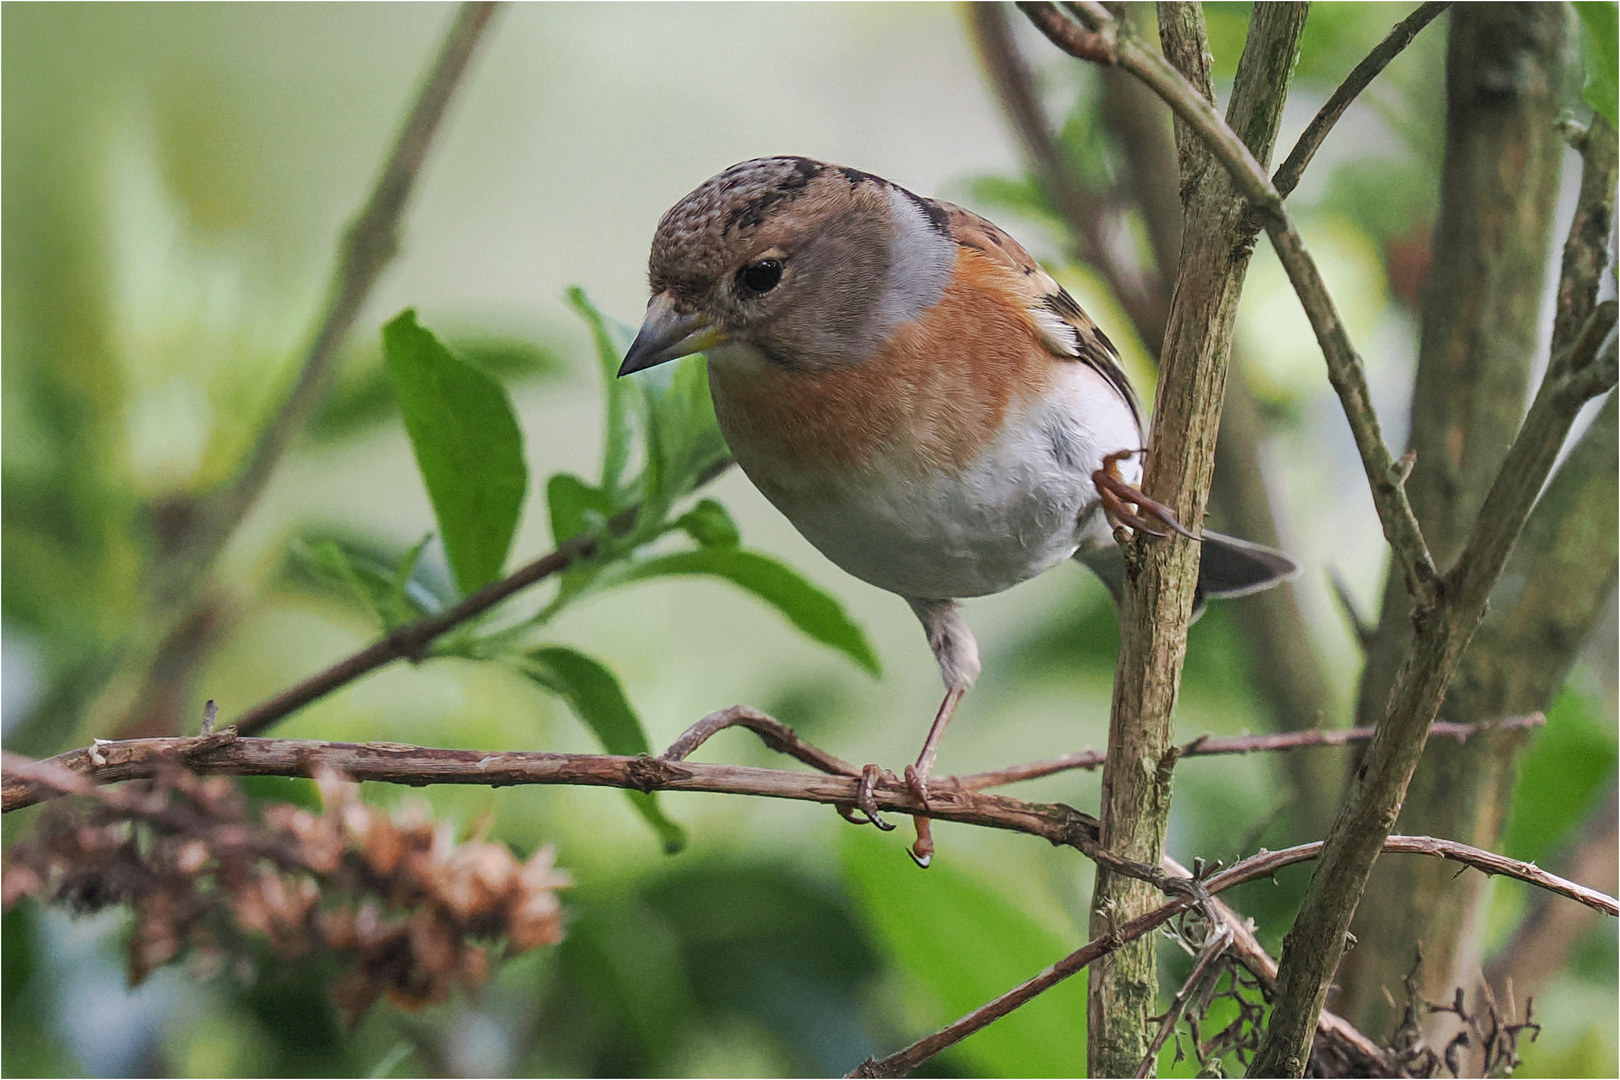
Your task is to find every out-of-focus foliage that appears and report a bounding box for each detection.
[3,4,1615,1078]
[2,768,569,1027]
[1576,2,1619,123]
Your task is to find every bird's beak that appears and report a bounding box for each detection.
[617,293,728,377]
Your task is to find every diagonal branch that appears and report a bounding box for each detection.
[231,458,732,736]
[164,2,502,605]
[1016,8,1614,1073]
[1020,0,1441,604]
[1271,2,1451,199]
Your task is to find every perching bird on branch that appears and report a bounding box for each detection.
[619,157,1296,866]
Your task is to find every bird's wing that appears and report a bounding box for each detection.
[929,198,1141,427]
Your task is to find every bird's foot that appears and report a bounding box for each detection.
[1093,450,1199,543]
[838,763,897,832]
[905,765,934,868]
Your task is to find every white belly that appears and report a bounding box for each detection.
[727,362,1143,600]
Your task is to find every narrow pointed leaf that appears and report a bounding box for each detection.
[620,547,880,675]
[566,288,639,497]
[522,646,688,853]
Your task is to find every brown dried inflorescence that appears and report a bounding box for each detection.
[1,766,569,1026]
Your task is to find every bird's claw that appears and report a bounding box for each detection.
[1093,449,1200,543]
[843,764,896,832]
[905,765,934,868]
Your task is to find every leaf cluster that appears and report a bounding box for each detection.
[295,297,878,853]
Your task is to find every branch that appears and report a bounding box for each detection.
[9,715,1546,815]
[1083,6,1308,1073]
[1271,2,1451,199]
[167,3,501,602]
[957,714,1543,790]
[231,458,732,736]
[11,726,1611,1080]
[845,834,1614,1078]
[1020,0,1441,604]
[1014,8,1615,1071]
[1254,123,1618,1080]
[1133,921,1234,1078]
[234,540,586,736]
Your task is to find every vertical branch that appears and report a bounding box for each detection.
[1337,3,1577,1033]
[1085,6,1307,1076]
[983,2,1346,840]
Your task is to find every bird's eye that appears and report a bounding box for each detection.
[736,258,784,296]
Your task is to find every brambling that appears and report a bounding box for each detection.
[619,157,1296,865]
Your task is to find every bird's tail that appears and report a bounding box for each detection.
[1075,530,1298,614]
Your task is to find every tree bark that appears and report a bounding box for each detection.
[1086,6,1307,1075]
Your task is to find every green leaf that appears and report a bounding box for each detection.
[643,354,730,504]
[1577,2,1619,124]
[1502,686,1618,864]
[566,288,639,498]
[310,333,560,443]
[547,473,620,546]
[521,646,688,853]
[290,536,434,631]
[842,830,1087,1076]
[620,547,879,675]
[673,499,739,548]
[384,309,528,595]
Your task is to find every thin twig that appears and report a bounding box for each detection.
[232,458,732,736]
[1271,2,1451,199]
[957,714,1543,790]
[234,539,586,735]
[1184,868,1395,1075]
[1133,922,1234,1078]
[658,704,859,776]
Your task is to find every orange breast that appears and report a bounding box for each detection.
[708,247,1055,477]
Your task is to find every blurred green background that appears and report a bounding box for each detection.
[3,3,1615,1077]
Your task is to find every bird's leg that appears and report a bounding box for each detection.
[905,683,967,867]
[1093,449,1199,542]
[904,599,981,868]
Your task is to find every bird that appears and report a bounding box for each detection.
[617,156,1296,866]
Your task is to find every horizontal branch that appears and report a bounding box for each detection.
[959,714,1543,790]
[10,713,1547,819]
[6,730,1611,920]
